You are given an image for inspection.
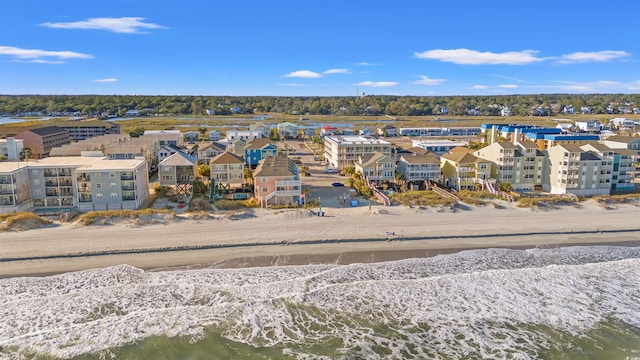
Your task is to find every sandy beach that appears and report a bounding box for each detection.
[1,198,639,278]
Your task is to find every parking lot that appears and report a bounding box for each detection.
[283,140,361,210]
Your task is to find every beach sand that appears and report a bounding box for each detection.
[1,199,639,278]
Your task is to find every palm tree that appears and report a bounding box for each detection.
[20,147,32,161]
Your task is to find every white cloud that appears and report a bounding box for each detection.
[629,81,640,91]
[94,78,118,83]
[323,68,351,74]
[412,75,446,85]
[493,74,524,82]
[40,17,168,34]
[471,85,489,89]
[414,48,544,65]
[277,83,305,87]
[357,81,398,87]
[284,70,322,78]
[562,85,594,92]
[0,45,93,63]
[358,62,376,66]
[498,84,518,88]
[557,50,630,64]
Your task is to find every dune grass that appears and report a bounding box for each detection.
[389,190,455,207]
[0,212,52,231]
[76,208,173,225]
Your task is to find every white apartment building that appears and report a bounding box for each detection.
[323,135,392,170]
[0,138,24,161]
[547,144,611,196]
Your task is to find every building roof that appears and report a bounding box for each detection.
[245,138,275,149]
[441,151,484,164]
[55,120,118,129]
[24,126,68,136]
[605,135,639,143]
[159,152,196,166]
[107,144,146,154]
[496,141,517,149]
[400,153,440,164]
[554,144,584,153]
[359,152,393,167]
[517,141,539,149]
[253,155,298,177]
[582,143,612,152]
[209,151,244,165]
[580,152,601,161]
[0,162,29,173]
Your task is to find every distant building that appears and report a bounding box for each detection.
[323,135,393,170]
[56,121,121,141]
[16,126,71,158]
[0,138,24,161]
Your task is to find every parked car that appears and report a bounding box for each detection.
[332,182,345,187]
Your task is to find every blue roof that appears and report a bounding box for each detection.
[542,134,600,141]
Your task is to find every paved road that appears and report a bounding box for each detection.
[282,140,363,210]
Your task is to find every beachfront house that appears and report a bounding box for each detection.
[440,149,492,191]
[158,152,197,194]
[253,155,301,208]
[396,152,441,185]
[354,152,395,182]
[209,151,246,198]
[244,138,278,168]
[197,142,226,164]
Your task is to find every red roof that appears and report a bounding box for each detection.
[322,125,337,130]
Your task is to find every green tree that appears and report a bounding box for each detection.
[198,164,210,178]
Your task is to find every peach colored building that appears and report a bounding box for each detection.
[253,155,301,208]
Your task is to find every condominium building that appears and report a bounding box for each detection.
[324,135,392,170]
[0,138,24,161]
[0,162,32,214]
[16,126,71,158]
[27,156,149,213]
[546,144,611,196]
[474,141,548,192]
[56,121,120,141]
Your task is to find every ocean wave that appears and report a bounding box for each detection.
[1,246,639,359]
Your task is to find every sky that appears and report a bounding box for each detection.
[1,0,639,97]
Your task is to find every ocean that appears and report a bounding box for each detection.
[1,246,640,359]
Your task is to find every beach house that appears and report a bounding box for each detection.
[354,152,395,182]
[253,155,301,208]
[396,151,441,186]
[244,138,278,168]
[158,152,197,194]
[440,149,492,191]
[209,151,246,198]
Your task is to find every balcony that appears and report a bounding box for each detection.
[79,195,92,202]
[121,174,134,180]
[45,181,59,187]
[77,175,91,182]
[77,187,92,193]
[121,185,135,190]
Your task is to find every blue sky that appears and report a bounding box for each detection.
[1,0,639,96]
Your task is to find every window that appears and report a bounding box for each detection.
[262,187,269,193]
[96,183,102,188]
[95,173,101,178]
[96,193,103,199]
[111,182,116,188]
[109,172,116,178]
[32,179,40,186]
[34,189,41,196]
[31,169,39,175]
[111,193,118,199]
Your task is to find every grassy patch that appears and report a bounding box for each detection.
[389,190,455,207]
[515,196,575,208]
[592,193,640,205]
[0,212,52,231]
[76,208,173,225]
[456,190,497,206]
[188,196,213,212]
[214,198,259,210]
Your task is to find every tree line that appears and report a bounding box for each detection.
[1,94,639,117]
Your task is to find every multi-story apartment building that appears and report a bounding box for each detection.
[27,156,149,213]
[0,138,24,161]
[581,143,636,193]
[324,135,393,170]
[546,144,612,196]
[474,141,548,192]
[57,121,120,141]
[0,162,32,214]
[253,155,301,208]
[16,126,71,158]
